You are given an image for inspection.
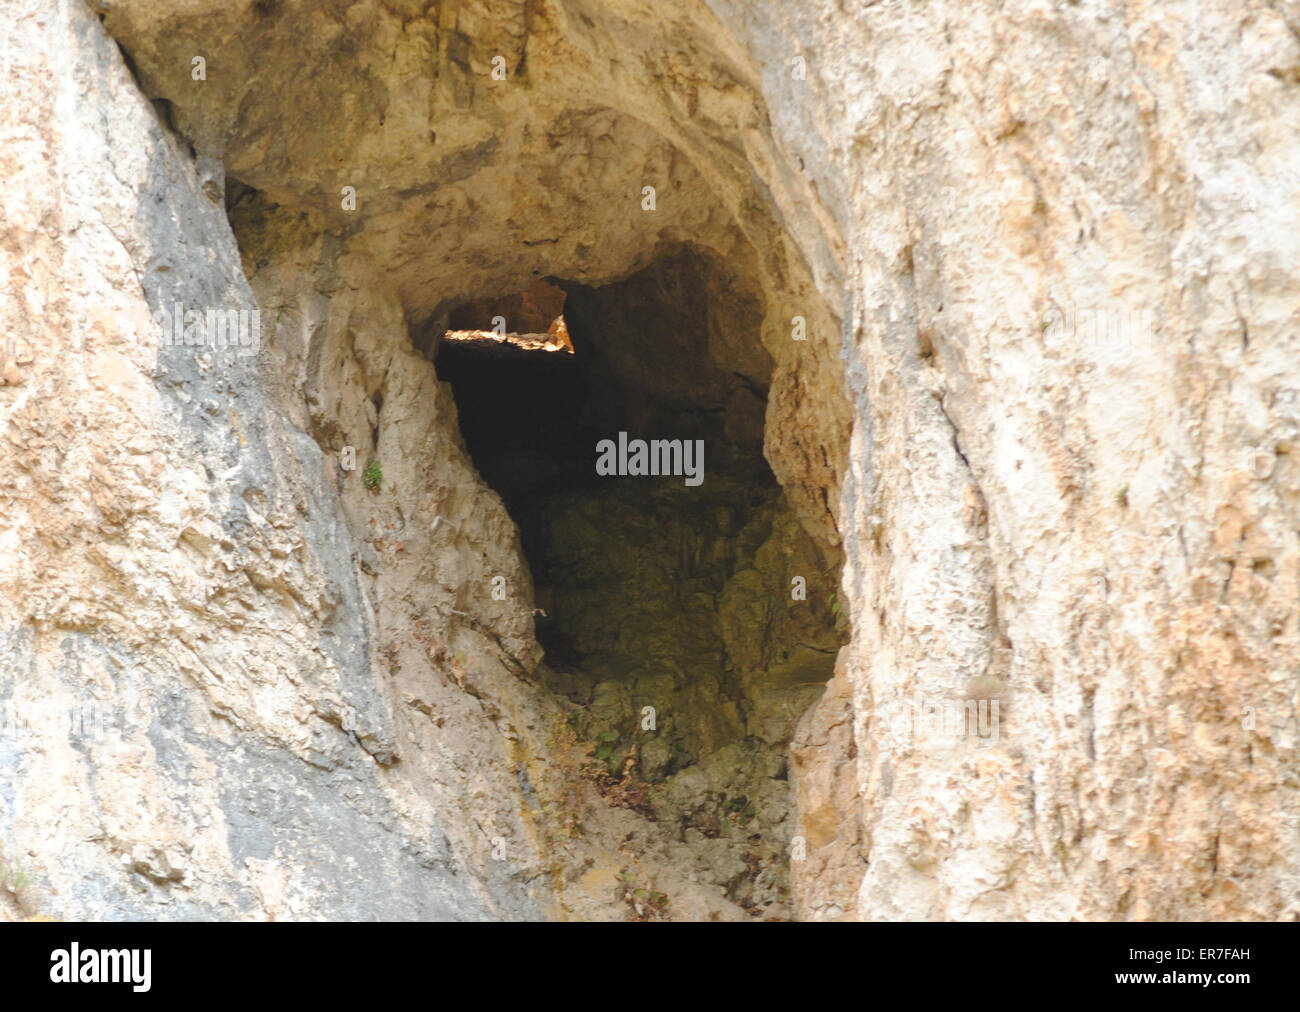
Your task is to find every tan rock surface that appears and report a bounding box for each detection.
[0,0,1295,920]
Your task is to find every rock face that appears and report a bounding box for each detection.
[0,0,1296,921]
[1,0,535,921]
[776,1,1300,922]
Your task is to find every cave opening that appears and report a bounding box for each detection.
[433,247,845,915]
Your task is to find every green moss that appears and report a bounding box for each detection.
[0,852,40,917]
[363,459,382,492]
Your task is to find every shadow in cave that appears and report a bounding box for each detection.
[433,250,844,915]
[434,252,838,783]
[435,254,780,681]
[434,304,601,570]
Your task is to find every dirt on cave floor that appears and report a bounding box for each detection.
[509,475,844,920]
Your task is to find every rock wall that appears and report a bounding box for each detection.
[0,0,540,920]
[1,0,1296,921]
[776,1,1300,920]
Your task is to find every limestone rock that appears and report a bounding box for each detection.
[0,0,1295,922]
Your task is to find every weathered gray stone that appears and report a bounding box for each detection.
[1,0,1296,923]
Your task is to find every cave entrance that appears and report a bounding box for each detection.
[434,247,844,916]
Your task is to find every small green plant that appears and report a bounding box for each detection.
[830,592,841,619]
[721,796,757,837]
[363,459,382,492]
[269,299,294,326]
[724,796,756,819]
[0,859,33,894]
[618,869,670,921]
[1116,483,1129,508]
[633,887,669,912]
[0,853,38,916]
[595,728,621,759]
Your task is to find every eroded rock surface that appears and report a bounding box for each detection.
[0,0,534,920]
[1,0,1297,921]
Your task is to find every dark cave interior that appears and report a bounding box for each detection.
[432,250,842,835]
